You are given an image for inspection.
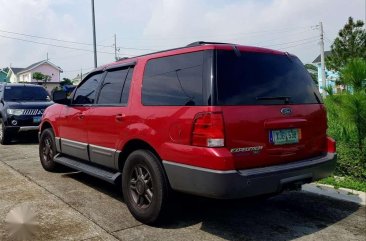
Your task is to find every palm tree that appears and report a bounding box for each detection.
[340,58,366,92]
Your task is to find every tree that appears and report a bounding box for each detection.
[60,78,73,86]
[304,64,318,85]
[32,72,51,86]
[340,58,366,92]
[32,72,44,83]
[326,17,366,72]
[326,57,366,153]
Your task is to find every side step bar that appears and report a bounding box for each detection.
[54,154,121,184]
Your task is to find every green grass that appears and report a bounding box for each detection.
[318,176,366,192]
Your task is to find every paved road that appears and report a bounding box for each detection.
[0,137,365,241]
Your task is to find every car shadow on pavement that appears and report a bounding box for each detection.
[63,172,362,241]
[8,133,39,145]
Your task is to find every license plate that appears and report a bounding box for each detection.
[33,116,41,123]
[270,128,299,145]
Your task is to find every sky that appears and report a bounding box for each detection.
[0,0,364,79]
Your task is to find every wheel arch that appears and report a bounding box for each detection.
[40,121,57,135]
[117,139,162,172]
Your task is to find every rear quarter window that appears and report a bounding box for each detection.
[142,51,204,106]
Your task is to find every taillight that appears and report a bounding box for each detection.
[327,136,336,153]
[191,112,225,147]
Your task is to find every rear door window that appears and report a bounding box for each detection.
[142,51,204,106]
[216,50,322,105]
[97,68,130,105]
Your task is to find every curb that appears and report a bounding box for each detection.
[302,183,366,206]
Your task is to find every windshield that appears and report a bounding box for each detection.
[4,86,51,101]
[216,50,322,105]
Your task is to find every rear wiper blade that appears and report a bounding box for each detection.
[256,96,291,104]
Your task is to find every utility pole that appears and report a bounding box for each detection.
[319,22,326,96]
[91,0,97,68]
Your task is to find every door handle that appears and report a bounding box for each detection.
[115,114,124,122]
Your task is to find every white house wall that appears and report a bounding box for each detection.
[8,72,18,83]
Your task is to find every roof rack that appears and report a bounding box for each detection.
[186,41,234,47]
[115,41,235,63]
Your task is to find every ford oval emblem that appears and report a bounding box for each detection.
[281,107,292,116]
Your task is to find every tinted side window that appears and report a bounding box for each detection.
[142,51,204,106]
[73,73,102,105]
[98,68,129,105]
[121,67,134,104]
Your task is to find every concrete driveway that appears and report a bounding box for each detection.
[0,137,365,241]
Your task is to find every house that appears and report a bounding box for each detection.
[0,68,8,82]
[312,51,342,94]
[7,60,63,93]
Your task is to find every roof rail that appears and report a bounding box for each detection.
[186,41,234,47]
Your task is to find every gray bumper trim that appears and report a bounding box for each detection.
[19,126,39,132]
[163,153,337,199]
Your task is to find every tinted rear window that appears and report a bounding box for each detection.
[142,51,204,106]
[216,50,322,105]
[4,86,50,101]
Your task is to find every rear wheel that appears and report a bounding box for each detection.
[39,128,59,171]
[122,150,169,224]
[0,119,11,145]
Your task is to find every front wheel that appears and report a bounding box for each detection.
[122,150,170,224]
[0,119,11,145]
[39,128,59,172]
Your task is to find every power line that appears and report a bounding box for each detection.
[121,25,313,41]
[0,28,156,51]
[261,36,318,48]
[278,40,316,50]
[0,34,136,56]
[63,67,94,73]
[254,29,314,45]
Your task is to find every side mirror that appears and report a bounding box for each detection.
[52,90,70,105]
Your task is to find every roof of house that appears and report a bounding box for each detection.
[312,51,331,63]
[9,67,25,75]
[17,60,63,75]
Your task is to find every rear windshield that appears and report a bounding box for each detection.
[4,86,50,101]
[216,50,322,105]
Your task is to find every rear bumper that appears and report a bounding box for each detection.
[163,153,337,199]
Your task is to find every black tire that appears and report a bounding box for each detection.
[0,119,11,145]
[39,128,59,172]
[122,150,170,224]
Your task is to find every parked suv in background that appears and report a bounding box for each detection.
[39,42,337,224]
[0,83,53,144]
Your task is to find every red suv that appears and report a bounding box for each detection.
[39,42,336,224]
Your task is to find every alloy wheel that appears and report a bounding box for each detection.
[41,136,54,163]
[129,165,154,209]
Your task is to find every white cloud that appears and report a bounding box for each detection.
[0,0,364,79]
[142,0,364,62]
